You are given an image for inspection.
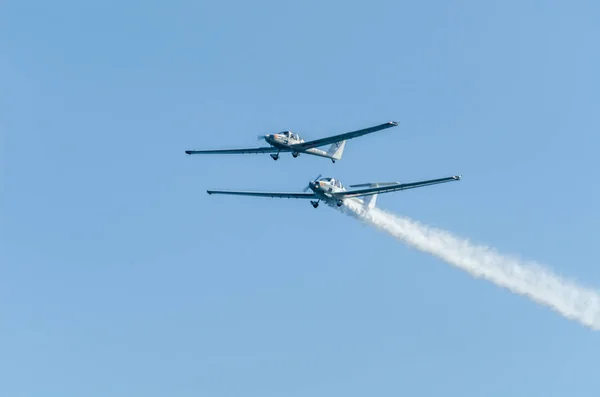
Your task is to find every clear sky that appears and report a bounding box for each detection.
[2,1,600,396]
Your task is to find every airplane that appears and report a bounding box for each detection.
[207,174,461,209]
[185,121,399,162]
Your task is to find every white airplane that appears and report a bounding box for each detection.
[207,174,461,209]
[185,121,399,162]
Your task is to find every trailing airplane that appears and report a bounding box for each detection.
[207,174,461,209]
[185,121,399,162]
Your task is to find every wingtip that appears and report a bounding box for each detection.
[454,175,462,180]
[389,121,399,126]
[185,150,192,155]
[206,190,212,195]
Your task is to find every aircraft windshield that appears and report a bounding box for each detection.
[319,178,342,188]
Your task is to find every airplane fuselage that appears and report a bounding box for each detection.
[265,132,335,159]
[306,178,358,207]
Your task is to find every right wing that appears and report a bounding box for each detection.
[207,190,316,199]
[289,121,399,150]
[348,182,400,188]
[186,146,284,155]
[337,175,461,198]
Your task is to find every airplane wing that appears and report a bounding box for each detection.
[289,121,399,150]
[185,146,284,155]
[206,190,316,199]
[336,175,461,198]
[348,182,400,188]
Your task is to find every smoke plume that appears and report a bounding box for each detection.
[339,200,600,330]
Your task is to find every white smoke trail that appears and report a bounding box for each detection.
[339,199,600,331]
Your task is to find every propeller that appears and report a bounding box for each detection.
[303,174,322,192]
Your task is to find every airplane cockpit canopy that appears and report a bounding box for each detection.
[320,177,342,188]
[279,131,299,140]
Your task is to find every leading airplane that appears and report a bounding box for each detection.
[207,174,461,209]
[185,121,399,162]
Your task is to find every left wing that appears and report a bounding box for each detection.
[290,121,399,150]
[207,190,316,199]
[186,146,282,155]
[336,175,461,198]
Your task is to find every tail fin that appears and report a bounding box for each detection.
[348,182,399,210]
[363,193,378,209]
[326,140,346,160]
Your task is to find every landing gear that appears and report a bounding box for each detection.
[292,152,299,158]
[270,152,280,161]
[331,159,336,163]
[310,200,320,208]
[336,200,344,207]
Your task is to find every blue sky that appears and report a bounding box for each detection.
[2,1,600,395]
